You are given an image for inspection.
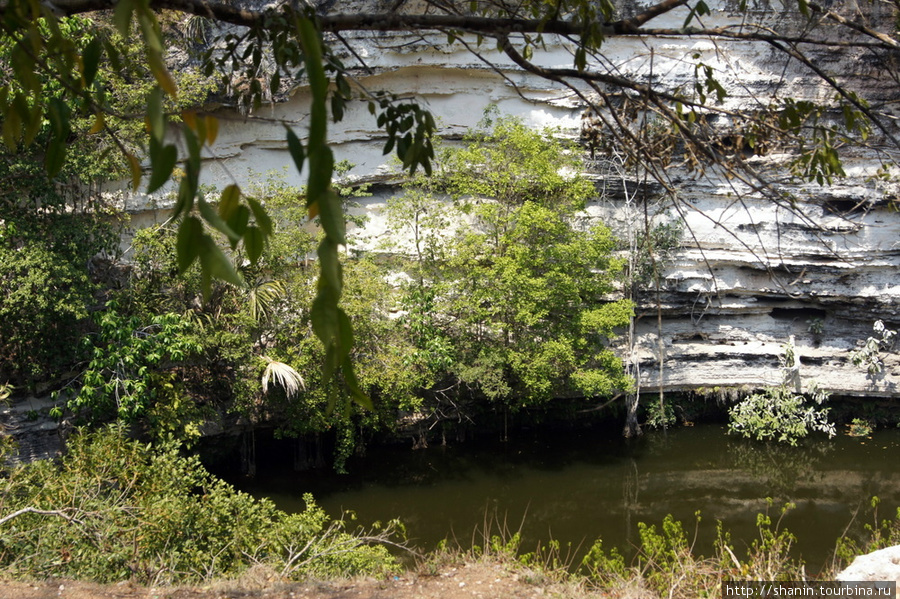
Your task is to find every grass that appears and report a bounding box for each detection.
[411,501,900,599]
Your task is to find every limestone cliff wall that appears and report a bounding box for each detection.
[122,0,900,402]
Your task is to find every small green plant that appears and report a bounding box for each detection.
[581,539,628,587]
[581,506,805,596]
[847,418,873,437]
[807,317,825,336]
[744,500,803,581]
[645,398,676,429]
[834,497,900,567]
[850,320,896,375]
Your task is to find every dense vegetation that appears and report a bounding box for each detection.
[0,426,397,583]
[1,3,898,587]
[1,105,635,470]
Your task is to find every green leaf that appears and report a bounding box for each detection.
[317,189,346,246]
[218,184,241,221]
[227,205,250,238]
[173,175,196,219]
[147,139,177,194]
[198,198,241,247]
[244,225,264,263]
[114,0,134,36]
[2,106,21,150]
[147,87,165,143]
[47,98,70,139]
[317,238,343,294]
[342,356,373,410]
[336,308,354,364]
[331,93,345,122]
[139,11,178,98]
[246,197,272,236]
[198,235,243,290]
[82,37,102,87]
[285,127,305,176]
[45,137,66,177]
[311,287,341,366]
[176,216,203,272]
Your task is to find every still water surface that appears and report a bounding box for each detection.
[233,424,900,572]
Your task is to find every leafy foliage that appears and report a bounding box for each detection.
[728,341,835,445]
[728,383,835,445]
[0,162,121,386]
[64,308,203,424]
[850,320,897,376]
[0,427,397,583]
[389,117,634,406]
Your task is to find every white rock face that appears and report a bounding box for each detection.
[837,545,900,589]
[123,0,900,401]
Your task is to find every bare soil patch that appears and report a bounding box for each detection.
[0,561,599,599]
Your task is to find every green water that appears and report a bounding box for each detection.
[233,424,900,572]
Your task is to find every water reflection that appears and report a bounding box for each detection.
[229,424,900,572]
[727,440,833,496]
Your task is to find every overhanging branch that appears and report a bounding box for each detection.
[6,0,897,53]
[6,0,684,38]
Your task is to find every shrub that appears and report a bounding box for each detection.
[728,383,835,445]
[0,427,397,584]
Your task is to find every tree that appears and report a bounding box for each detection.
[387,117,634,410]
[1,0,897,405]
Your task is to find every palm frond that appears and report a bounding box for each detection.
[261,358,305,398]
[247,279,287,323]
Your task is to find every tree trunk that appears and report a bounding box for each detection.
[623,393,642,438]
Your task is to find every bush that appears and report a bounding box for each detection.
[0,427,397,584]
[728,383,835,445]
[728,339,835,445]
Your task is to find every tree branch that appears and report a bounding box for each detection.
[806,0,900,48]
[0,507,87,527]
[11,0,682,38]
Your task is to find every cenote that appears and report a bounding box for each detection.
[225,423,900,572]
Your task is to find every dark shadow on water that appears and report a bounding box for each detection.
[221,423,900,574]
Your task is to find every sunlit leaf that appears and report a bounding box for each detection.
[261,358,305,398]
[205,115,219,145]
[88,112,105,135]
[113,0,134,36]
[126,153,142,190]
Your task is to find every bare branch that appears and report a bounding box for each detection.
[0,507,87,527]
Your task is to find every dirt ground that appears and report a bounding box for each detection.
[0,561,598,599]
